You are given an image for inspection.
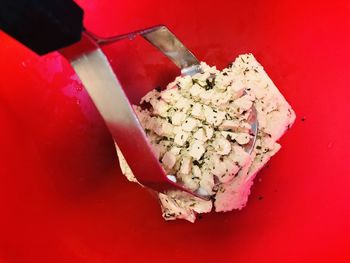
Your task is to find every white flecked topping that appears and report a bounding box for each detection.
[116,53,295,222]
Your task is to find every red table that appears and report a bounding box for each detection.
[0,0,349,262]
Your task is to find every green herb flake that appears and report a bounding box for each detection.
[205,78,215,90]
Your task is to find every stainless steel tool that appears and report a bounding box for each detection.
[0,0,257,199]
[60,25,258,199]
[0,0,213,199]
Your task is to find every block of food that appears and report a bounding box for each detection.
[116,53,295,222]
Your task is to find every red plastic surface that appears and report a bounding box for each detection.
[0,0,349,262]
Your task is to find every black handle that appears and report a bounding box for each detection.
[0,0,84,55]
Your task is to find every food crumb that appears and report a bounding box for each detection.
[301,117,306,122]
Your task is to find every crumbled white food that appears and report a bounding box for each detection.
[116,53,295,223]
[188,140,205,160]
[161,151,177,169]
[179,156,192,175]
[181,117,199,132]
[174,130,189,146]
[219,120,240,131]
[193,128,207,142]
[212,136,231,155]
[171,111,187,125]
[190,103,203,119]
[190,83,205,98]
[235,132,251,145]
[204,126,214,140]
